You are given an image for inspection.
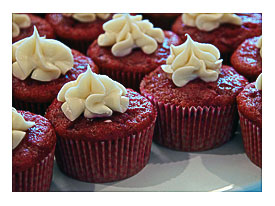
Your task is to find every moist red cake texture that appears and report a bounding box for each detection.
[87,31,182,73]
[45,13,111,41]
[172,13,262,54]
[12,49,98,103]
[13,110,56,173]
[12,14,55,43]
[45,89,157,141]
[237,83,262,127]
[231,36,262,81]
[140,65,249,107]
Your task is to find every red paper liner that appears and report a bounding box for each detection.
[12,146,56,192]
[238,112,262,167]
[12,98,50,116]
[148,97,238,151]
[55,121,156,183]
[99,67,145,92]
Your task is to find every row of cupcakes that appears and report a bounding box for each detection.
[12,13,262,192]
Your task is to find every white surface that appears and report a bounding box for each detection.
[50,127,262,192]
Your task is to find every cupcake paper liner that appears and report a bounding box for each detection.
[147,97,238,151]
[238,111,262,168]
[12,98,50,116]
[12,146,55,192]
[100,67,145,92]
[55,120,156,183]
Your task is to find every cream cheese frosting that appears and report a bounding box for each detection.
[12,26,74,82]
[257,36,262,57]
[182,13,242,31]
[255,73,262,90]
[97,13,165,57]
[12,14,31,38]
[63,13,110,22]
[161,34,223,87]
[12,107,35,149]
[57,65,129,121]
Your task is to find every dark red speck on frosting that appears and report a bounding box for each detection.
[13,111,56,173]
[45,89,157,141]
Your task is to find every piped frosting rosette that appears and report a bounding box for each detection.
[63,13,110,22]
[257,36,262,57]
[12,14,31,38]
[12,107,35,149]
[255,73,262,90]
[57,65,129,121]
[97,13,165,57]
[182,13,242,31]
[12,26,74,82]
[161,34,223,87]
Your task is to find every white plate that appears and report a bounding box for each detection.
[50,126,262,192]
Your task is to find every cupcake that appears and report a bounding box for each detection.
[237,74,262,167]
[172,13,262,62]
[12,26,98,115]
[12,13,55,43]
[45,13,112,53]
[45,65,157,183]
[141,13,181,30]
[231,36,262,81]
[87,13,182,91]
[12,107,56,191]
[140,34,249,151]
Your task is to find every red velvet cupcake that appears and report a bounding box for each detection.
[12,108,56,191]
[12,13,55,43]
[87,13,182,91]
[140,34,248,151]
[231,36,262,82]
[141,13,181,30]
[237,74,262,167]
[45,66,157,183]
[172,13,262,62]
[12,27,98,115]
[45,13,112,53]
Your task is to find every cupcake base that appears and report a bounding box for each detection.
[55,121,155,183]
[239,112,262,167]
[151,99,238,151]
[13,98,50,116]
[12,146,55,192]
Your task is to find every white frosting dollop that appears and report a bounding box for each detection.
[255,73,262,90]
[256,36,262,57]
[12,26,74,82]
[12,14,31,38]
[182,13,242,31]
[63,13,110,22]
[161,34,223,87]
[57,65,129,121]
[12,107,35,149]
[98,13,165,57]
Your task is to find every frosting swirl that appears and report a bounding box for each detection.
[98,13,165,57]
[12,26,74,82]
[161,34,223,87]
[63,13,110,22]
[12,107,35,149]
[12,14,31,38]
[182,13,242,31]
[255,73,262,90]
[57,65,129,121]
[257,36,262,57]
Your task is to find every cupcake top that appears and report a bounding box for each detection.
[98,13,165,57]
[237,73,262,127]
[63,13,110,22]
[12,26,74,82]
[12,110,56,172]
[12,107,35,149]
[182,13,242,31]
[57,65,129,121]
[12,14,31,38]
[140,36,248,107]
